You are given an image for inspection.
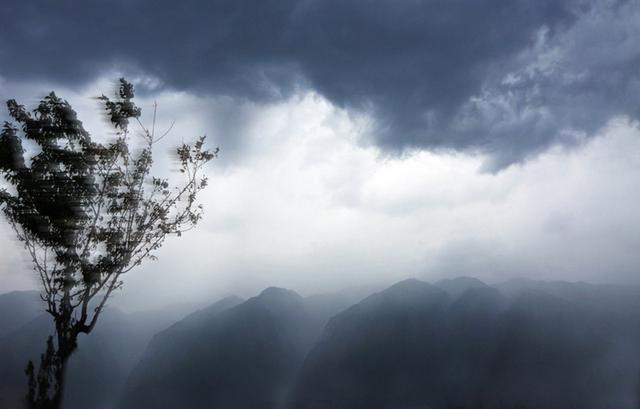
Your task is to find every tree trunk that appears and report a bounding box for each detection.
[26,315,78,409]
[50,336,74,409]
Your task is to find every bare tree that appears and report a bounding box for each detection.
[0,79,216,409]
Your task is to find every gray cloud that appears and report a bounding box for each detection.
[1,0,639,168]
[1,79,640,306]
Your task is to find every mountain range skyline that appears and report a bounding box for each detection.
[3,276,640,408]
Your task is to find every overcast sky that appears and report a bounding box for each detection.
[1,0,639,309]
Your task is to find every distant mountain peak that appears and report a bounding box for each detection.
[246,287,306,315]
[258,286,303,301]
[351,278,450,312]
[435,276,487,299]
[383,278,434,292]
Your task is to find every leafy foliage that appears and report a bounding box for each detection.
[0,78,216,408]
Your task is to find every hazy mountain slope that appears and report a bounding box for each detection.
[63,305,194,409]
[290,279,452,409]
[487,290,640,409]
[0,291,51,409]
[120,288,319,409]
[290,279,640,409]
[123,295,244,378]
[302,285,382,342]
[496,278,640,313]
[440,286,508,405]
[0,313,51,409]
[0,291,202,409]
[0,290,43,338]
[4,279,640,409]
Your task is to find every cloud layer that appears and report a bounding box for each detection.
[2,0,639,167]
[3,80,640,309]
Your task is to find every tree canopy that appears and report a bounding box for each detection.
[0,78,216,409]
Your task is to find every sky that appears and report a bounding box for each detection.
[1,0,639,309]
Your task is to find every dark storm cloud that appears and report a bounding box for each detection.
[1,0,638,168]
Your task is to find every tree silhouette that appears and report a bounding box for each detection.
[0,79,216,409]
